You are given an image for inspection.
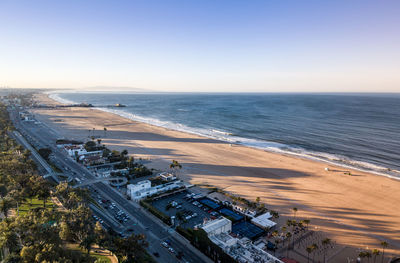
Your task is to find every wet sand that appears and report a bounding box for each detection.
[32,93,400,259]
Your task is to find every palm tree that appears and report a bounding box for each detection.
[97,139,102,145]
[292,207,298,219]
[322,238,331,263]
[306,245,313,263]
[372,249,380,263]
[280,226,287,246]
[169,160,182,175]
[365,251,372,263]
[311,243,319,263]
[103,127,107,137]
[285,232,292,257]
[303,219,310,231]
[359,251,367,263]
[121,149,128,157]
[380,241,388,263]
[270,210,279,219]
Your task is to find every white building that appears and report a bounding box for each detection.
[64,145,87,157]
[201,217,232,236]
[159,172,177,181]
[209,232,238,251]
[251,212,277,229]
[202,217,282,263]
[127,180,152,195]
[127,180,183,201]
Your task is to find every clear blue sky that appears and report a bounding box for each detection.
[1,0,399,92]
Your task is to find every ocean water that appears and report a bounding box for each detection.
[49,92,400,179]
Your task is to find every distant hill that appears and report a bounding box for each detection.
[83,86,155,93]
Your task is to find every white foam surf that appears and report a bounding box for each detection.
[49,93,400,180]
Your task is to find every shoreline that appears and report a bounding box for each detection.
[49,92,400,181]
[32,92,400,256]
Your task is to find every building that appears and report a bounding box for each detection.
[127,180,184,201]
[64,145,87,157]
[82,155,105,166]
[201,217,232,236]
[251,212,277,229]
[127,180,152,195]
[201,217,282,263]
[209,232,238,251]
[159,172,177,181]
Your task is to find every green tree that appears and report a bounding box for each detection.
[0,198,13,219]
[0,221,19,254]
[36,179,51,208]
[114,233,148,262]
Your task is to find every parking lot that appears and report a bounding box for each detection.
[152,190,214,229]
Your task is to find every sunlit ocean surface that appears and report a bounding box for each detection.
[50,92,400,178]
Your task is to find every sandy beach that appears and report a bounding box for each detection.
[32,93,400,259]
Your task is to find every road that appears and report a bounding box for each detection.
[9,107,210,263]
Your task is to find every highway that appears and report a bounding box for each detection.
[9,107,211,263]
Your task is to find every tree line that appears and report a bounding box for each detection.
[0,102,152,263]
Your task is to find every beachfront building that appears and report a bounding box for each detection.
[82,155,105,166]
[127,180,184,201]
[65,145,87,157]
[201,217,282,263]
[233,204,257,217]
[251,212,277,229]
[202,217,232,236]
[159,172,177,182]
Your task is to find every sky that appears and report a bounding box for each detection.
[0,0,399,92]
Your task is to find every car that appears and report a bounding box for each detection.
[153,252,160,257]
[161,242,169,248]
[176,251,184,259]
[168,247,175,253]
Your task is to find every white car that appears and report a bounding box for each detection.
[161,242,169,248]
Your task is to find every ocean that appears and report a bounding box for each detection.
[49,92,400,179]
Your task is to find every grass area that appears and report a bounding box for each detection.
[67,244,112,263]
[18,197,55,215]
[89,251,111,263]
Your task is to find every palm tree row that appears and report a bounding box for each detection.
[358,242,389,263]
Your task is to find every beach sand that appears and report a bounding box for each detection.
[32,93,400,260]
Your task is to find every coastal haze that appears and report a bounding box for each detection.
[1,0,400,262]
